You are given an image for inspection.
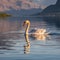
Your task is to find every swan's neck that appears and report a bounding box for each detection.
[25,24,30,34]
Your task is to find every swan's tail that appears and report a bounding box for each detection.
[48,32,60,35]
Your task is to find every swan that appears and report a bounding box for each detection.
[23,20,48,37]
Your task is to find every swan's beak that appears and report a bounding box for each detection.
[23,22,25,26]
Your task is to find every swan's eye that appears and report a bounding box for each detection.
[24,22,26,24]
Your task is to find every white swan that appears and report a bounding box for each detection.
[23,20,48,37]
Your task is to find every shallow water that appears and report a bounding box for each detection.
[0,17,60,60]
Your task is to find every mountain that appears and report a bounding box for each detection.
[37,0,60,17]
[42,0,60,13]
[56,0,60,6]
[0,0,42,16]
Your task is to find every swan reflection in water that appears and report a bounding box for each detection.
[31,33,49,41]
[24,34,30,54]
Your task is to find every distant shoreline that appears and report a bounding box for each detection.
[0,13,12,18]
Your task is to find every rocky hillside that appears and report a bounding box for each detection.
[35,0,60,17]
[40,0,60,17]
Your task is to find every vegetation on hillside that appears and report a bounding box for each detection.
[0,12,12,18]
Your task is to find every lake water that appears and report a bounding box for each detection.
[0,17,60,60]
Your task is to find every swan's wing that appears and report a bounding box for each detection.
[29,28,37,33]
[36,29,46,33]
[30,28,47,33]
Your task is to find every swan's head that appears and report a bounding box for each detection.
[23,20,30,26]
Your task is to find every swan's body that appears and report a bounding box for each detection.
[23,20,48,37]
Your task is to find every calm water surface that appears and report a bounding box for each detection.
[0,17,60,60]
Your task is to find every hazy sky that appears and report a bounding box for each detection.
[34,0,57,8]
